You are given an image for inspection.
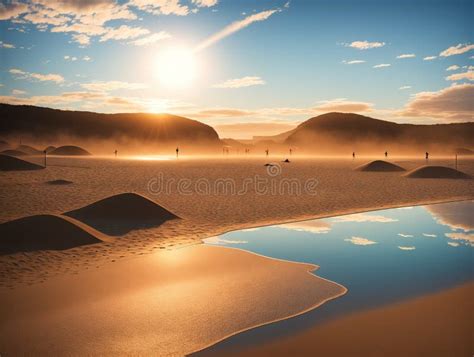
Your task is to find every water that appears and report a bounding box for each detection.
[200,201,473,354]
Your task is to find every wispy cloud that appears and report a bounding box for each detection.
[423,233,437,238]
[128,31,171,46]
[440,43,474,57]
[399,85,411,90]
[397,53,415,59]
[205,236,248,244]
[373,63,391,68]
[80,81,149,92]
[0,40,15,49]
[445,232,474,244]
[9,68,64,83]
[212,76,265,88]
[447,242,459,247]
[347,40,385,50]
[192,0,219,7]
[11,89,26,95]
[342,60,366,64]
[334,213,398,223]
[446,65,460,71]
[445,71,474,81]
[423,56,437,61]
[345,236,377,246]
[195,9,280,52]
[398,246,416,251]
[99,25,150,42]
[398,233,414,238]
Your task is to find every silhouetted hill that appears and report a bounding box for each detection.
[285,112,474,154]
[0,104,221,149]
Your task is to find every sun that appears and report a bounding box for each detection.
[155,46,197,89]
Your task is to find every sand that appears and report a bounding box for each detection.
[220,282,473,357]
[0,244,346,356]
[356,160,406,172]
[64,192,178,235]
[0,156,473,287]
[0,149,27,156]
[0,154,44,171]
[50,145,91,155]
[405,165,471,179]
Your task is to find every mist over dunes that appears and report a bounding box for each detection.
[0,104,221,153]
[283,113,474,154]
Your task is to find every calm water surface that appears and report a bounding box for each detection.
[199,201,473,354]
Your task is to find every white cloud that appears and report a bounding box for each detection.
[128,31,171,46]
[9,68,64,83]
[342,60,365,64]
[212,76,265,89]
[445,232,474,244]
[195,9,279,52]
[445,71,474,82]
[129,0,189,16]
[399,85,411,90]
[11,89,26,95]
[0,41,15,49]
[446,65,460,71]
[192,0,218,7]
[334,213,398,223]
[397,54,415,59]
[0,1,28,20]
[205,236,248,244]
[80,81,149,92]
[400,83,474,121]
[72,34,90,46]
[373,63,391,68]
[398,233,414,238]
[64,55,77,61]
[280,221,331,234]
[345,236,377,246]
[348,40,385,50]
[99,25,150,42]
[422,233,437,238]
[447,242,459,247]
[398,246,416,251]
[83,55,91,61]
[423,56,437,61]
[440,43,474,57]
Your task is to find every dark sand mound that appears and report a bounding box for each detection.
[405,166,471,179]
[0,215,103,254]
[356,160,406,172]
[1,149,27,157]
[0,154,44,171]
[44,146,56,153]
[64,193,178,235]
[0,140,8,150]
[16,144,41,155]
[50,145,91,156]
[46,179,73,185]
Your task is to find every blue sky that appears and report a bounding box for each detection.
[0,0,473,138]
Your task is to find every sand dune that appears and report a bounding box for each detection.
[44,145,56,153]
[64,192,178,235]
[405,166,471,179]
[0,245,346,356]
[0,154,44,171]
[50,145,91,156]
[0,149,27,157]
[356,160,405,172]
[16,144,41,155]
[0,214,108,254]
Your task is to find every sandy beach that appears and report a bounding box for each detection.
[0,244,345,356]
[0,156,473,287]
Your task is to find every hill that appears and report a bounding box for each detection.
[0,104,221,151]
[285,112,474,154]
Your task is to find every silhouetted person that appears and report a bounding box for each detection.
[265,149,269,157]
[289,148,293,156]
[43,149,47,167]
[176,147,179,158]
[114,149,118,158]
[385,151,388,158]
[352,152,355,159]
[425,152,429,160]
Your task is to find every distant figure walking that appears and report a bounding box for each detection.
[385,151,388,158]
[352,152,355,159]
[176,146,179,158]
[425,152,429,160]
[289,148,293,156]
[265,149,269,157]
[43,149,47,167]
[114,149,118,158]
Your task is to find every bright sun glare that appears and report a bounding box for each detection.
[155,47,197,89]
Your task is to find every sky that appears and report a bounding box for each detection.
[0,0,473,139]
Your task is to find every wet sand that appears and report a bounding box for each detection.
[1,156,473,287]
[219,282,473,357]
[0,245,345,356]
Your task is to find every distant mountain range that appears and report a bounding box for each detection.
[0,104,472,154]
[0,104,220,149]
